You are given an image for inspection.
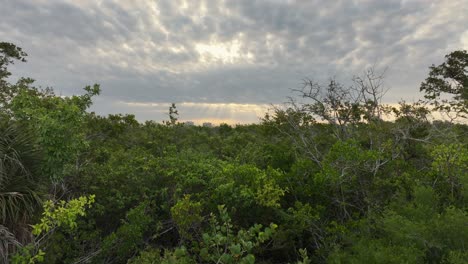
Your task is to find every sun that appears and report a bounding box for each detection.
[195,35,254,64]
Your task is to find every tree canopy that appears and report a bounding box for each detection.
[1,44,467,264]
[420,50,468,118]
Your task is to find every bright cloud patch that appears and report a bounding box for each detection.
[195,37,254,65]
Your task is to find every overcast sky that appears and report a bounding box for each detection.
[1,0,467,124]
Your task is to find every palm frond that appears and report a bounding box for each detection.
[0,120,42,234]
[0,224,21,263]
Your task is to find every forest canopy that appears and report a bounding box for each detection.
[1,43,467,264]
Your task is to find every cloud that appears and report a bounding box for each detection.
[1,0,467,123]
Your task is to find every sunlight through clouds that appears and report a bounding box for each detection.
[117,101,272,125]
[1,0,467,124]
[195,35,255,65]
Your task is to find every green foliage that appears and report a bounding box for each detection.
[272,202,324,262]
[0,42,27,101]
[128,205,277,264]
[11,195,94,264]
[211,164,286,210]
[78,147,162,220]
[129,247,195,264]
[171,195,203,240]
[9,85,100,181]
[99,202,152,263]
[330,186,468,263]
[445,251,468,264]
[194,205,277,264]
[10,245,45,264]
[430,143,468,205]
[420,50,468,118]
[296,248,312,264]
[3,44,468,264]
[317,140,381,220]
[0,42,27,68]
[32,195,95,236]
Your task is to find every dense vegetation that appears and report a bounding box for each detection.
[1,43,467,263]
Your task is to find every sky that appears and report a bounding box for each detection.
[1,0,467,124]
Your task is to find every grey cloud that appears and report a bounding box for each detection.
[1,0,467,123]
[1,1,118,44]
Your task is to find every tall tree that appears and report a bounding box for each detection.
[0,42,27,81]
[420,50,468,119]
[0,42,28,109]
